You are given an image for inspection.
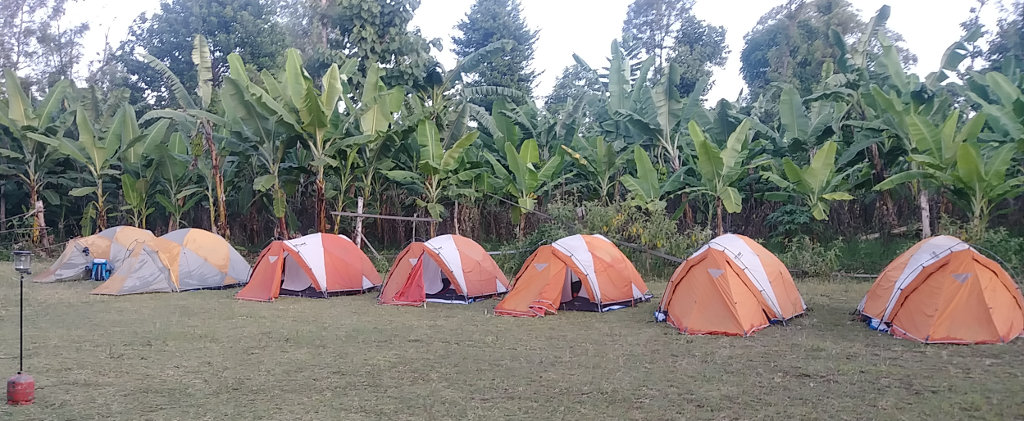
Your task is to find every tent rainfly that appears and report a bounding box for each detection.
[858,235,1024,344]
[236,233,381,301]
[379,235,509,306]
[494,234,651,317]
[34,226,155,283]
[654,234,806,336]
[91,228,250,295]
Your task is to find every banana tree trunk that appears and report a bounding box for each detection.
[453,200,460,236]
[29,185,40,244]
[95,181,108,231]
[869,144,898,228]
[315,168,327,233]
[715,197,724,237]
[203,121,229,239]
[278,215,288,239]
[918,185,931,238]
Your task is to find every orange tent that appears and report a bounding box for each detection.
[379,234,509,306]
[857,235,1024,344]
[236,233,381,301]
[494,234,651,317]
[655,234,805,336]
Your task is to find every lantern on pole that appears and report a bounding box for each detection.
[7,250,34,405]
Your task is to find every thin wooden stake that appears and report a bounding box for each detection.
[454,201,460,236]
[355,197,364,248]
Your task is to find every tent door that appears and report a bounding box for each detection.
[281,252,316,294]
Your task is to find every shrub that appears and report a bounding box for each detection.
[778,235,841,278]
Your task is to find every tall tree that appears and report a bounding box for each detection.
[620,0,727,97]
[284,0,439,89]
[452,0,538,107]
[987,0,1023,71]
[740,0,915,100]
[119,0,287,107]
[543,64,602,114]
[0,0,87,88]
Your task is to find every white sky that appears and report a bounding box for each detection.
[69,0,1006,103]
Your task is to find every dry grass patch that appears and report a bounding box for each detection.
[0,263,1022,420]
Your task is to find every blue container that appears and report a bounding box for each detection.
[90,259,111,281]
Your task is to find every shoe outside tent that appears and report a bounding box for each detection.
[857,235,1024,344]
[494,234,651,317]
[236,233,381,301]
[379,234,509,306]
[654,234,806,336]
[34,226,155,283]
[91,228,250,295]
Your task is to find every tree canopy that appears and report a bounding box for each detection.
[453,0,538,107]
[620,0,727,97]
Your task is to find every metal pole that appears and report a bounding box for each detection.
[19,272,23,373]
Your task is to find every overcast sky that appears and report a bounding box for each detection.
[70,0,1006,102]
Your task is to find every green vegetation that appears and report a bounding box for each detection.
[1,0,1024,271]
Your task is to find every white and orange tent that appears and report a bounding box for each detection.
[35,226,155,283]
[857,235,1024,344]
[655,234,805,336]
[494,234,651,317]
[236,233,381,301]
[379,235,509,306]
[92,228,250,295]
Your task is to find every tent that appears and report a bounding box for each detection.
[379,234,509,306]
[236,233,381,301]
[857,235,1024,344]
[494,234,651,317]
[92,228,250,295]
[654,234,806,336]
[34,226,155,283]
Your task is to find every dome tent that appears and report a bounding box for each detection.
[494,234,651,317]
[34,226,155,283]
[654,234,806,336]
[92,228,250,295]
[236,233,381,301]
[379,235,509,306]
[858,235,1024,344]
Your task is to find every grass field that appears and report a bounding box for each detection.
[1,262,1023,420]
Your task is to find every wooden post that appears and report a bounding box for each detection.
[34,200,49,248]
[355,196,364,248]
[453,201,460,236]
[412,211,417,242]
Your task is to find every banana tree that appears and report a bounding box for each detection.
[561,135,630,203]
[873,110,986,235]
[965,71,1023,148]
[621,145,667,211]
[950,143,1024,239]
[280,48,355,233]
[685,119,754,236]
[0,71,72,244]
[762,141,857,221]
[140,34,231,238]
[152,131,201,232]
[36,102,140,231]
[484,139,566,237]
[221,52,302,236]
[119,119,170,229]
[384,119,481,237]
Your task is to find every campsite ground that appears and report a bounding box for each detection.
[0,263,1022,420]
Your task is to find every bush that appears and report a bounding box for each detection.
[778,235,841,278]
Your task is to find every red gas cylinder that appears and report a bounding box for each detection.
[6,373,34,405]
